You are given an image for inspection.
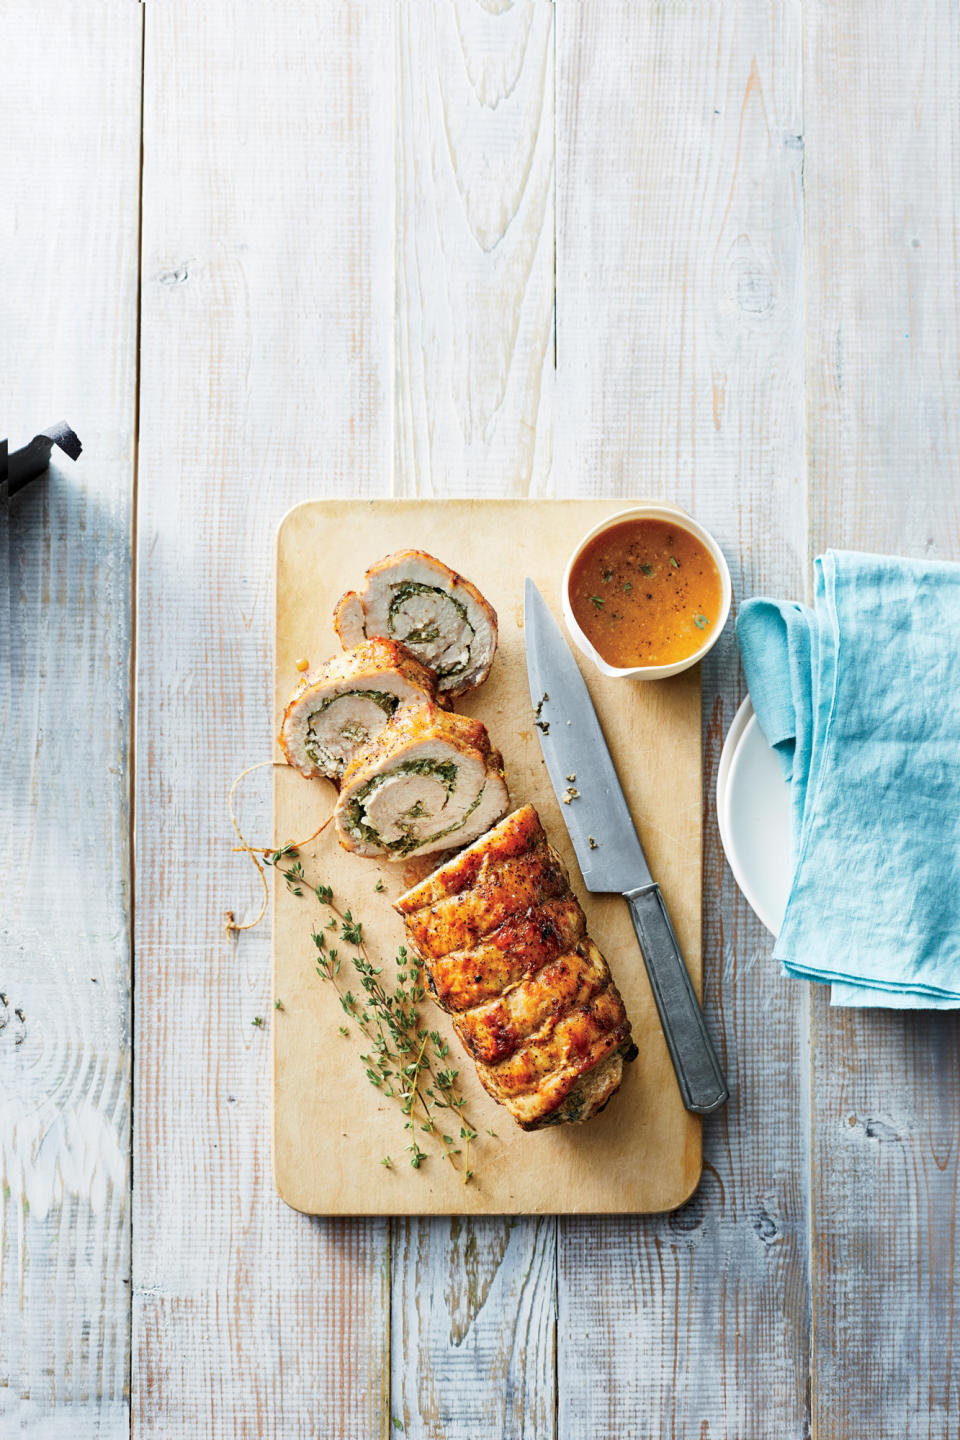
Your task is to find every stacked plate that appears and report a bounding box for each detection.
[716,699,792,936]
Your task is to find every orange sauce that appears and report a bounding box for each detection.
[568,518,722,667]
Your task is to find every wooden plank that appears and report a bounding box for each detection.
[391,1214,556,1440]
[134,5,394,1436]
[0,4,141,1435]
[394,0,554,497]
[273,500,701,1218]
[554,3,810,1435]
[389,5,557,1435]
[805,3,960,1434]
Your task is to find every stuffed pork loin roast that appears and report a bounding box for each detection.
[333,550,497,698]
[334,704,509,861]
[278,638,439,780]
[395,805,635,1129]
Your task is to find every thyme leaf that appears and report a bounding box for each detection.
[268,855,483,1181]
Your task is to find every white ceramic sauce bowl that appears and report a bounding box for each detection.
[560,502,732,680]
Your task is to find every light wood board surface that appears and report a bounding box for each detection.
[4,0,960,1434]
[274,499,702,1216]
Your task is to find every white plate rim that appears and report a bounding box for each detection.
[716,694,754,823]
[717,699,790,936]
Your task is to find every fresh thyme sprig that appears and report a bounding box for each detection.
[265,845,481,1180]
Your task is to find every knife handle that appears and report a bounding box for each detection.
[624,882,728,1115]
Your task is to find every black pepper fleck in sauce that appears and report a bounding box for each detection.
[569,518,722,667]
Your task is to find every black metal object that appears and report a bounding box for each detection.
[4,422,82,496]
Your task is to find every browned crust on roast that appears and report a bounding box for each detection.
[400,849,571,960]
[472,976,630,1098]
[454,944,608,1064]
[512,1045,631,1130]
[395,806,634,1130]
[396,804,543,913]
[423,896,587,1012]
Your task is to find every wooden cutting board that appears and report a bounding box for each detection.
[273,500,703,1215]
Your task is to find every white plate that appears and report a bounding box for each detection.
[717,698,792,936]
[715,692,754,809]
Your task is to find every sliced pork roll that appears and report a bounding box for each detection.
[333,550,498,698]
[396,805,635,1130]
[278,638,438,781]
[334,704,509,860]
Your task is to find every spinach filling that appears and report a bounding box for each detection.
[386,581,475,678]
[345,759,485,856]
[303,689,398,766]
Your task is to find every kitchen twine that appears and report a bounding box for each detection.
[225,760,332,934]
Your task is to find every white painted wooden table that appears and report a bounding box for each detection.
[4,3,959,1435]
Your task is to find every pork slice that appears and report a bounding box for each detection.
[334,704,509,860]
[332,549,498,697]
[278,638,438,780]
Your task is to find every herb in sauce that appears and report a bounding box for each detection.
[568,518,721,667]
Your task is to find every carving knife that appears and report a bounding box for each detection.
[524,578,728,1115]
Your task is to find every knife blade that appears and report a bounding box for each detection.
[524,578,728,1115]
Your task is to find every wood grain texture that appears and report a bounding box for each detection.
[13,0,958,1431]
[0,5,141,1434]
[274,500,701,1217]
[391,1213,556,1440]
[394,0,554,497]
[388,5,557,1433]
[134,5,394,1436]
[805,3,960,1433]
[554,4,810,1435]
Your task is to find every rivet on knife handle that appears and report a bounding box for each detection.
[623,882,728,1115]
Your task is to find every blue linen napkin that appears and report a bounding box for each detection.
[737,550,960,1008]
